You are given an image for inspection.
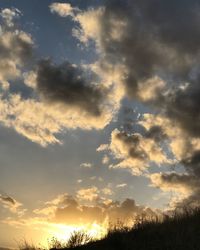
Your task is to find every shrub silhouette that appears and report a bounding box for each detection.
[66,231,92,248]
[49,231,92,250]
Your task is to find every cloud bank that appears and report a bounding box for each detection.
[33,192,159,226]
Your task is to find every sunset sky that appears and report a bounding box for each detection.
[0,0,200,248]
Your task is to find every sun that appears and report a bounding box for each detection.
[44,221,108,245]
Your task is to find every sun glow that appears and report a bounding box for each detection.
[44,221,108,245]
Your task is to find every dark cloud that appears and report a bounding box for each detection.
[50,193,108,224]
[153,84,200,208]
[54,203,104,225]
[36,59,107,116]
[93,0,200,147]
[115,131,148,161]
[94,0,200,207]
[145,126,167,142]
[53,198,157,225]
[0,194,16,206]
[155,172,199,189]
[100,0,200,139]
[151,171,200,209]
[182,151,200,171]
[108,126,167,174]
[181,151,200,188]
[99,0,200,98]
[151,148,200,208]
[0,192,23,214]
[140,0,200,55]
[164,81,200,137]
[38,194,158,225]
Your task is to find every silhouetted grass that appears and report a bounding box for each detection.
[18,240,41,250]
[20,208,200,250]
[63,208,200,250]
[48,231,93,250]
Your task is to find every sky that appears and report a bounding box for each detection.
[0,0,200,248]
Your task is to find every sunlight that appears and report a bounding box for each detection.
[44,221,108,245]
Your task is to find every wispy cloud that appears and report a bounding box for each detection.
[49,3,79,17]
[116,183,127,188]
[0,193,25,215]
[80,162,93,168]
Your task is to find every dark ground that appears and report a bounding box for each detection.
[53,209,200,250]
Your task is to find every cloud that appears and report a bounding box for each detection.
[62,0,200,156]
[49,0,200,145]
[140,113,200,165]
[97,108,200,207]
[0,8,123,146]
[116,183,127,188]
[139,114,185,160]
[150,172,200,208]
[0,8,21,27]
[65,0,199,102]
[28,59,124,145]
[33,193,159,227]
[102,155,109,165]
[0,91,119,146]
[0,9,60,145]
[150,173,195,196]
[0,9,33,86]
[1,192,161,246]
[49,3,79,17]
[23,70,37,89]
[50,2,200,141]
[137,76,166,102]
[93,1,200,198]
[0,60,123,145]
[163,81,200,138]
[105,128,169,175]
[76,187,99,202]
[90,176,103,182]
[139,113,200,207]
[0,94,61,146]
[80,162,93,168]
[0,193,25,215]
[97,144,109,152]
[51,1,200,203]
[53,196,159,226]
[71,7,104,46]
[1,1,200,212]
[0,67,118,147]
[102,188,113,196]
[0,194,15,206]
[36,59,107,117]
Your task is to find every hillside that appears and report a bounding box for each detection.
[51,209,200,250]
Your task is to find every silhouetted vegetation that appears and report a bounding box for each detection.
[19,240,39,250]
[20,208,200,250]
[48,232,92,250]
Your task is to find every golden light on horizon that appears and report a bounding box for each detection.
[40,221,108,247]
